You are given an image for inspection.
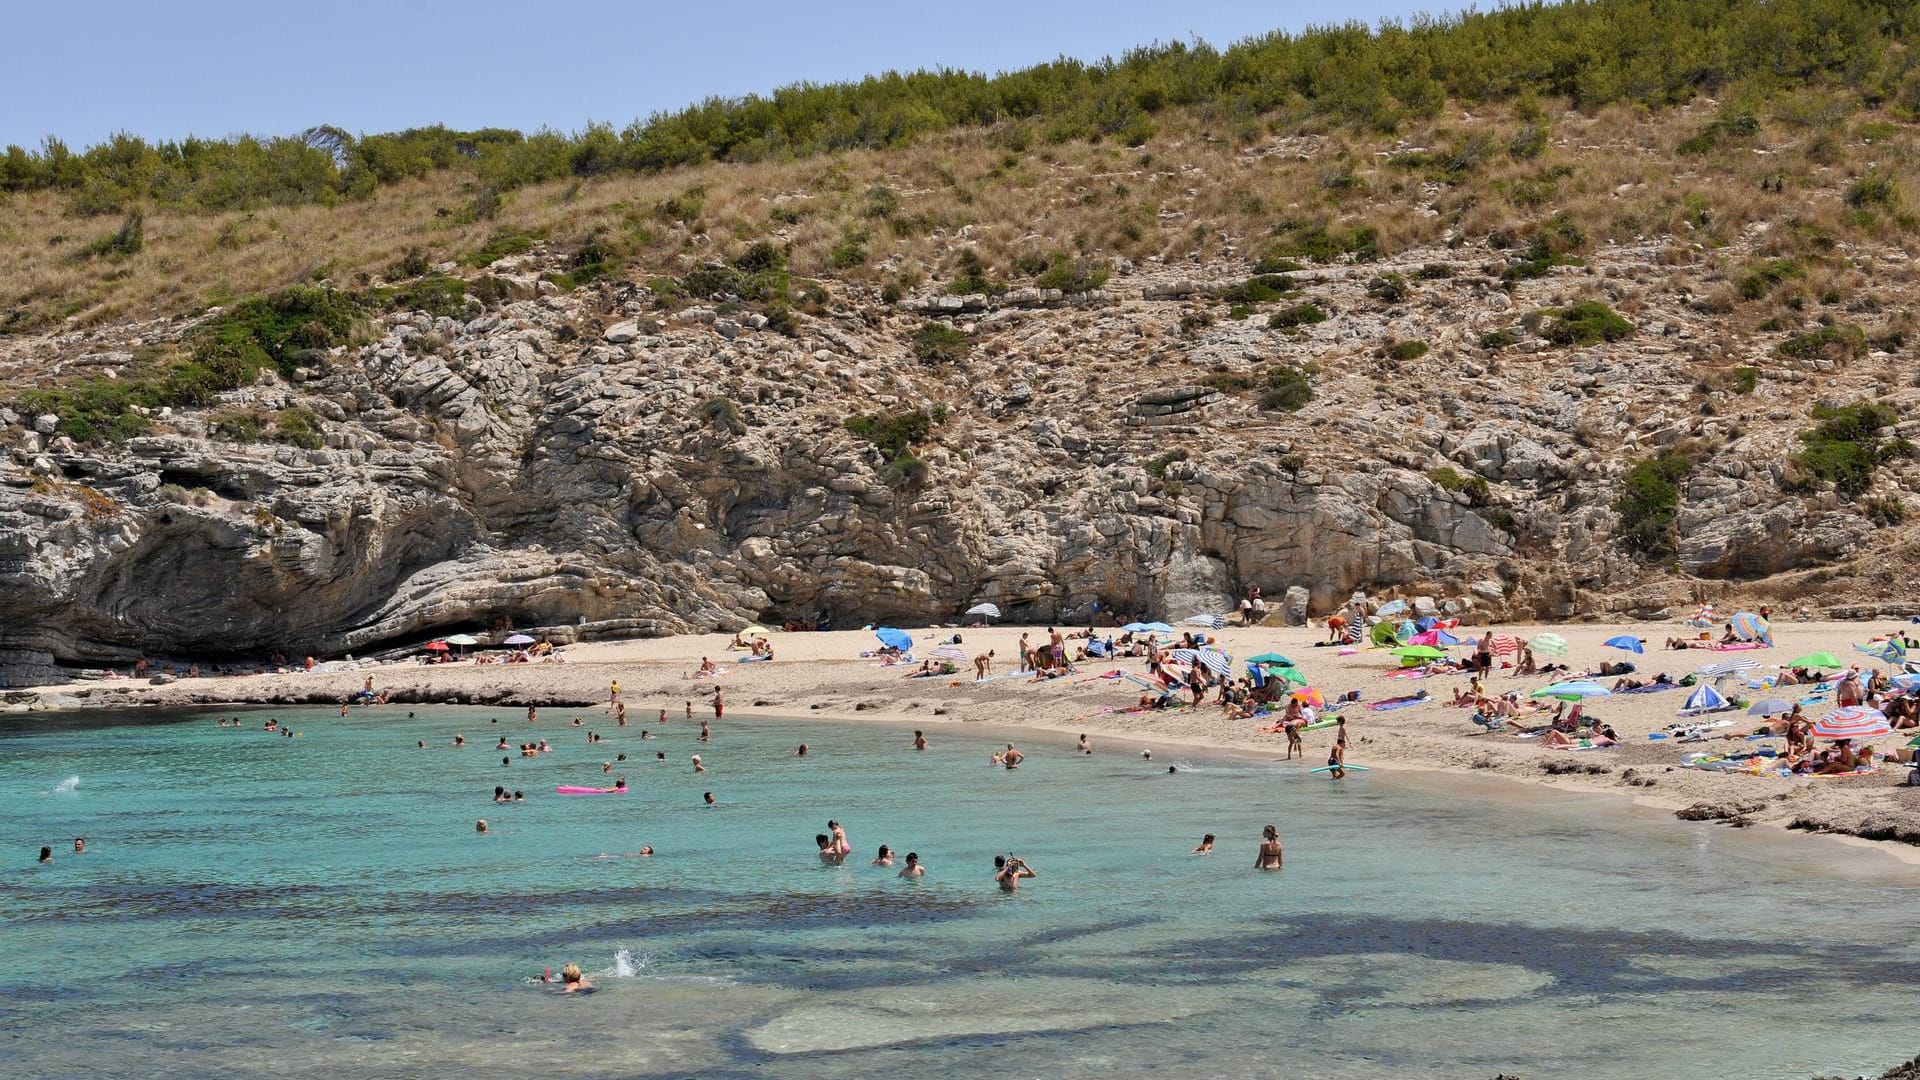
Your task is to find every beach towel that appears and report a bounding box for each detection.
[1705,642,1768,652]
[1619,683,1678,694]
[1382,669,1435,680]
[1367,694,1429,712]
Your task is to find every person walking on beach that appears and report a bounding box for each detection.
[1256,825,1283,870]
[712,688,724,722]
[609,680,621,705]
[994,855,1036,891]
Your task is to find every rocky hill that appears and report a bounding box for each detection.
[8,5,1920,686]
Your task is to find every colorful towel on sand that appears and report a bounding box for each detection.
[1705,642,1768,652]
[1382,669,1435,679]
[1619,683,1678,694]
[1367,695,1428,711]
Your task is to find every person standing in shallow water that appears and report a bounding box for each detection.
[1256,825,1283,871]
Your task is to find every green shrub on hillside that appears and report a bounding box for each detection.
[1791,400,1901,496]
[1614,451,1693,556]
[910,322,972,363]
[1777,323,1866,362]
[1268,302,1327,329]
[1258,366,1313,411]
[1541,301,1634,346]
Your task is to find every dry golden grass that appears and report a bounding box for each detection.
[2,98,1917,335]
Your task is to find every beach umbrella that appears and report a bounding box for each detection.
[1171,648,1231,675]
[1731,611,1771,643]
[874,627,913,651]
[1247,652,1294,667]
[1529,633,1569,656]
[1530,680,1611,700]
[1477,634,1522,656]
[1375,599,1408,617]
[1603,635,1645,654]
[1746,698,1794,716]
[1369,620,1402,647]
[1679,684,1732,715]
[1272,666,1309,686]
[929,643,968,662]
[1396,619,1418,642]
[1121,622,1152,633]
[1697,659,1758,679]
[1184,613,1226,630]
[1409,628,1463,647]
[1789,651,1841,669]
[1892,673,1920,692]
[444,633,479,646]
[1811,707,1892,741]
[1142,621,1176,634]
[741,625,770,638]
[1292,687,1326,708]
[504,633,535,646]
[965,603,1001,619]
[423,640,450,653]
[1856,640,1905,665]
[1388,645,1445,661]
[1414,616,1439,633]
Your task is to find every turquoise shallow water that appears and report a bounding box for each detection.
[2,705,1916,1079]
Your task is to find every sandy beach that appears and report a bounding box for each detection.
[33,618,1920,862]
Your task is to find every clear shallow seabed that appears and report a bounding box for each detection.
[1,706,1915,1079]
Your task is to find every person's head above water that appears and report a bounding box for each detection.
[703,791,715,804]
[39,846,52,863]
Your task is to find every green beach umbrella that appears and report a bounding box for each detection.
[1789,651,1840,669]
[1273,666,1309,686]
[1529,633,1569,656]
[1247,652,1294,667]
[1388,645,1445,660]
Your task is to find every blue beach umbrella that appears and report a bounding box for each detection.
[1530,680,1611,700]
[874,627,912,651]
[1604,635,1645,654]
[1142,621,1176,634]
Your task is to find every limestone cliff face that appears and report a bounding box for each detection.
[1,243,1911,684]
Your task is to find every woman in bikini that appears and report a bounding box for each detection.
[1255,825,1284,871]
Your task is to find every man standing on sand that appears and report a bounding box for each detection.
[713,687,724,721]
[974,649,994,679]
[1017,633,1031,673]
[1475,630,1494,676]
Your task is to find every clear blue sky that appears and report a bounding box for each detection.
[0,1,1469,149]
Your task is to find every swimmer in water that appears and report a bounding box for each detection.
[1001,744,1023,769]
[699,720,710,742]
[73,838,86,854]
[640,728,653,740]
[477,820,489,834]
[1168,765,1177,774]
[816,834,844,865]
[1193,834,1214,854]
[797,743,809,757]
[913,730,928,751]
[658,709,668,727]
[418,740,426,749]
[614,778,627,792]
[684,700,692,720]
[692,755,706,773]
[993,855,1036,892]
[872,845,894,867]
[1078,734,1092,754]
[898,852,925,879]
[656,752,666,762]
[571,717,582,727]
[527,706,538,723]
[494,786,509,803]
[39,846,52,864]
[1141,750,1152,762]
[639,846,653,856]
[1256,825,1283,871]
[453,735,465,747]
[703,791,715,805]
[513,791,524,802]
[560,963,591,993]
[828,819,850,857]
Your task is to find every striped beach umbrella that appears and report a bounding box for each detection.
[1811,707,1891,741]
[1529,633,1569,656]
[1171,648,1231,675]
[1856,640,1905,665]
[1697,658,1758,679]
[929,643,969,662]
[965,603,1001,619]
[1731,611,1771,644]
[1478,634,1522,656]
[1184,613,1226,630]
